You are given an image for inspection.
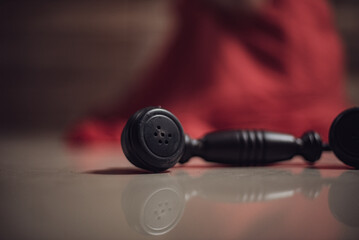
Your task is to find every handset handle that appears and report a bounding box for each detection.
[190,130,323,165]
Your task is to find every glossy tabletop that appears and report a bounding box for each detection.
[1,134,358,240]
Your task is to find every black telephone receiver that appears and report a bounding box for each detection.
[121,107,359,172]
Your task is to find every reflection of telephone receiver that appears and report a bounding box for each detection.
[121,170,359,235]
[122,174,185,235]
[121,107,359,172]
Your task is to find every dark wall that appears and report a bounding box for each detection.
[332,0,359,75]
[0,0,358,131]
[0,0,173,130]
[331,0,359,104]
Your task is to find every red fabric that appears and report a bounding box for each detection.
[67,0,347,145]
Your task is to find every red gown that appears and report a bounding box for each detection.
[67,0,347,145]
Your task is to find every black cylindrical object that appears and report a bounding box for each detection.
[121,107,359,172]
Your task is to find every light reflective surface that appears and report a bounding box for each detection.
[1,135,359,240]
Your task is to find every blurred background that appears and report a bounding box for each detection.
[0,0,358,133]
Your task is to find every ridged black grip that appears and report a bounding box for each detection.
[192,130,312,165]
